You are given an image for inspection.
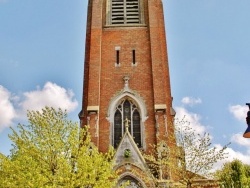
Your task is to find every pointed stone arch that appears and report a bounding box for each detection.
[107,80,148,149]
[113,128,156,188]
[118,172,148,188]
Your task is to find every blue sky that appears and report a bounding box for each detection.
[0,0,250,168]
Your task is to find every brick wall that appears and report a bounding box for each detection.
[80,0,174,153]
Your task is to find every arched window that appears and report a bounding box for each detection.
[119,175,142,188]
[114,99,141,148]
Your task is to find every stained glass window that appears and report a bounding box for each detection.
[114,99,141,148]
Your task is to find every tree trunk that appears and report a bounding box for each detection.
[187,180,192,188]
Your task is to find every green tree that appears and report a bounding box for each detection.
[215,159,250,188]
[0,107,117,188]
[144,118,229,188]
[171,118,229,188]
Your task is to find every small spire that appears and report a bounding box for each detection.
[124,117,130,132]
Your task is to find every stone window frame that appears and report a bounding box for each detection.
[113,98,142,148]
[118,172,147,188]
[107,93,148,150]
[106,0,145,26]
[107,77,148,150]
[119,175,141,187]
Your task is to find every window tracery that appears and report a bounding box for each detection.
[113,99,141,148]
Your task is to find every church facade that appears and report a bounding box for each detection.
[79,0,176,187]
[79,0,217,187]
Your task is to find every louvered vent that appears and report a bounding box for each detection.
[111,0,125,24]
[126,0,139,24]
[111,0,140,25]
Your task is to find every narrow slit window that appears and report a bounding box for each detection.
[116,50,120,65]
[132,50,136,64]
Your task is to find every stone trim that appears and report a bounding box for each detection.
[87,106,99,114]
[154,104,167,112]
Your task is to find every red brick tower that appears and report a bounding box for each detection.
[79,0,176,186]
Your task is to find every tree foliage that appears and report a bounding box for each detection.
[144,117,229,188]
[0,107,117,188]
[215,159,250,188]
[143,140,172,181]
[171,117,229,187]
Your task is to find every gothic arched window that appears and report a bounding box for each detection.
[119,175,142,187]
[119,175,144,188]
[114,99,141,148]
[106,0,145,26]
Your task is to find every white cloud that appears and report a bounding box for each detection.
[175,107,206,135]
[19,82,78,114]
[0,85,16,131]
[0,82,78,132]
[181,97,202,106]
[214,144,250,171]
[175,105,250,172]
[229,105,248,122]
[213,134,250,171]
[231,133,250,148]
[225,147,250,165]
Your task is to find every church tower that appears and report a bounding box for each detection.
[79,0,176,186]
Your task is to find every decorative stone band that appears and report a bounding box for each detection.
[87,106,99,115]
[154,104,167,112]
